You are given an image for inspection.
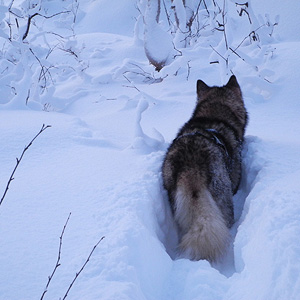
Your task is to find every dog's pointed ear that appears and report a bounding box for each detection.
[226,75,242,98]
[197,80,210,100]
[226,75,239,89]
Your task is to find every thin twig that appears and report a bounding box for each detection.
[187,0,203,29]
[229,47,246,62]
[222,0,228,50]
[61,236,105,300]
[25,89,30,105]
[235,2,251,24]
[40,213,72,300]
[186,60,191,81]
[8,0,22,18]
[123,73,141,92]
[232,24,266,52]
[210,45,228,63]
[22,11,71,40]
[71,0,79,24]
[162,0,171,27]
[202,0,209,15]
[29,48,54,87]
[58,47,79,59]
[46,44,59,60]
[0,124,51,207]
[22,12,39,41]
[173,41,183,59]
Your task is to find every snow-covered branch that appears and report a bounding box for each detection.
[0,0,87,109]
[135,0,278,80]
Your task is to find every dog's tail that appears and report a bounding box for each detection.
[174,180,230,262]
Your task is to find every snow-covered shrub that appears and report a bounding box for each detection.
[138,0,174,71]
[0,0,84,109]
[136,0,278,79]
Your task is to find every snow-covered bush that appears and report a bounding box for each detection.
[136,0,278,79]
[0,0,278,110]
[0,0,85,110]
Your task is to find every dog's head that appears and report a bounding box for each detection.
[197,75,241,101]
[195,75,248,136]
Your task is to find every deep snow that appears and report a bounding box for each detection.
[0,1,300,300]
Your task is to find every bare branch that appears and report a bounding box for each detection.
[22,12,39,41]
[22,11,71,41]
[210,45,228,63]
[61,236,105,300]
[123,73,141,92]
[187,0,203,30]
[0,124,51,207]
[229,46,246,63]
[162,0,171,27]
[232,24,266,52]
[235,2,251,24]
[25,89,30,105]
[8,0,23,18]
[29,48,54,89]
[58,47,79,59]
[71,0,79,24]
[186,60,191,81]
[40,213,72,300]
[127,63,164,84]
[222,0,228,50]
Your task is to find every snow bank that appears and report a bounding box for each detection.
[75,0,138,37]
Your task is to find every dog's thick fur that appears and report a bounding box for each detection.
[162,75,248,262]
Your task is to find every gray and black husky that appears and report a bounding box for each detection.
[162,75,248,262]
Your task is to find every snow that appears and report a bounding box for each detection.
[1,1,300,300]
[142,1,174,70]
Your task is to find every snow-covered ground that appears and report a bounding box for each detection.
[0,1,300,299]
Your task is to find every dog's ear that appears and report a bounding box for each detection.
[197,80,210,100]
[226,75,242,100]
[226,75,239,89]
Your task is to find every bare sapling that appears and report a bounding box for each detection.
[0,124,51,208]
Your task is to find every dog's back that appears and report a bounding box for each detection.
[162,75,248,262]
